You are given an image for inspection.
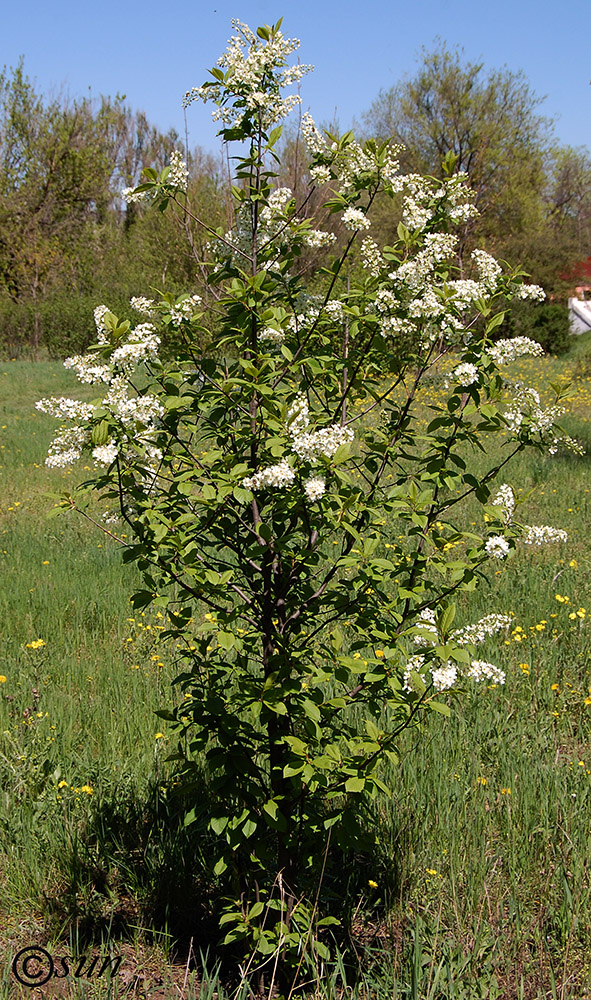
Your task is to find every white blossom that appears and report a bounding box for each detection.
[36,397,94,421]
[309,165,331,184]
[92,442,119,467]
[242,458,295,491]
[94,305,110,340]
[447,279,485,307]
[130,296,157,317]
[302,228,336,248]
[45,426,88,467]
[515,283,545,301]
[466,660,505,684]
[488,337,544,365]
[291,424,354,462]
[431,662,457,692]
[63,355,112,385]
[485,535,510,559]
[183,20,312,131]
[360,237,383,277]
[403,654,426,691]
[491,484,515,523]
[259,326,285,344]
[522,525,568,546]
[341,207,371,231]
[324,300,345,323]
[452,614,511,645]
[471,249,502,288]
[453,362,479,386]
[122,186,149,205]
[286,394,310,437]
[304,476,326,502]
[168,150,189,190]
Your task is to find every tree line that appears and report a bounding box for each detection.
[1,46,589,357]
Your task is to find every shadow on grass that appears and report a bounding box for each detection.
[40,778,405,981]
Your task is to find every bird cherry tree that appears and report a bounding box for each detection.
[38,17,574,982]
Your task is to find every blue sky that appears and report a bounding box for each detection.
[3,0,589,156]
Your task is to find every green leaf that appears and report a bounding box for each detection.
[242,817,257,838]
[429,701,451,717]
[345,776,365,793]
[210,815,228,835]
[438,603,456,635]
[91,420,110,446]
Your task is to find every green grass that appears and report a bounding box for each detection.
[2,348,591,997]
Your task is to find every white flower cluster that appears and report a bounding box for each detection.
[402,654,425,691]
[63,355,112,384]
[309,164,331,184]
[40,302,166,471]
[341,207,371,231]
[167,150,189,190]
[285,392,353,462]
[122,186,150,205]
[94,305,110,339]
[375,289,398,314]
[424,233,459,261]
[412,607,438,646]
[400,172,477,234]
[324,300,345,323]
[548,434,585,457]
[302,228,336,248]
[471,249,502,289]
[431,662,458,692]
[505,384,564,436]
[286,393,310,437]
[301,115,401,193]
[130,296,157,317]
[515,283,545,301]
[301,113,326,156]
[447,279,485,308]
[261,187,293,221]
[183,20,312,131]
[485,535,510,559]
[92,442,118,467]
[405,612,508,692]
[453,362,479,386]
[259,326,285,345]
[242,458,296,491]
[488,337,544,365]
[491,484,515,523]
[452,613,511,645]
[522,525,568,546]
[169,294,203,325]
[111,323,160,368]
[304,476,326,502]
[36,397,94,421]
[408,288,445,319]
[45,426,89,468]
[360,237,383,277]
[105,383,164,427]
[466,660,505,684]
[379,316,411,338]
[291,424,354,462]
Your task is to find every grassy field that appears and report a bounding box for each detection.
[2,345,591,998]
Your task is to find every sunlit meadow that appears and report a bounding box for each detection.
[2,340,591,997]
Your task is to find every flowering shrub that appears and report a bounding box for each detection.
[38,17,577,982]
